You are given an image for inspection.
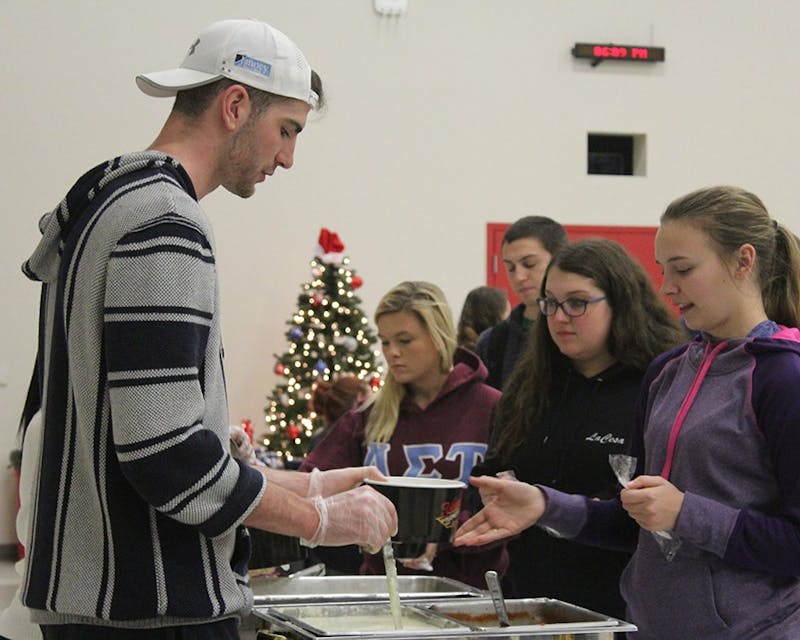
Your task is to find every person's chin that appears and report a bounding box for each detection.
[224,184,256,199]
[680,305,700,327]
[553,340,575,356]
[394,373,418,387]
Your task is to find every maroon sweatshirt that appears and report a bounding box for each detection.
[301,347,507,588]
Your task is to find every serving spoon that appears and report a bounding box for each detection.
[484,570,510,627]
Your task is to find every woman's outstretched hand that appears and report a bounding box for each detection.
[453,475,545,547]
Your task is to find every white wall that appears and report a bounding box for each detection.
[2,0,799,544]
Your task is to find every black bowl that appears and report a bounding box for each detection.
[365,476,466,547]
[248,528,306,569]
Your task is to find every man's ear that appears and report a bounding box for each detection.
[219,84,251,132]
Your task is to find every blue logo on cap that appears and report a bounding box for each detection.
[234,54,272,78]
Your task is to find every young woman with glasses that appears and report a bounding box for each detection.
[470,238,684,619]
[457,186,800,639]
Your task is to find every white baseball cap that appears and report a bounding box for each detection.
[136,19,318,108]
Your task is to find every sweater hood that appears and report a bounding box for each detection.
[653,324,800,369]
[446,346,490,390]
[22,151,195,284]
[400,347,490,412]
[748,326,800,355]
[765,325,800,342]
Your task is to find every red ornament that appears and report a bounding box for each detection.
[241,418,254,443]
[274,363,286,375]
[317,228,345,253]
[351,275,363,289]
[311,292,324,306]
[286,423,301,439]
[369,375,382,389]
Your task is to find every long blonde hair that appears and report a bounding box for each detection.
[364,281,457,443]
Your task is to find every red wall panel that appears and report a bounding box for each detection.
[486,223,660,308]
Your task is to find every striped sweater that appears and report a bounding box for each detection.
[21,152,265,628]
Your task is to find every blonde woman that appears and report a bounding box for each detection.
[301,281,505,587]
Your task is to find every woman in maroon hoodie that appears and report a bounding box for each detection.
[301,281,506,587]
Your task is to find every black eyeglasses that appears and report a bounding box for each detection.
[537,296,607,317]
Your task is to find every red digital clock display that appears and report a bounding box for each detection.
[572,42,666,64]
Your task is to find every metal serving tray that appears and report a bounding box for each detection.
[261,602,472,637]
[252,575,483,605]
[418,597,637,634]
[253,598,637,639]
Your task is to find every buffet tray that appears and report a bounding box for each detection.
[419,597,635,633]
[261,602,472,637]
[254,598,637,639]
[252,575,483,605]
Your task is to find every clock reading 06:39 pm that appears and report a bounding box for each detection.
[572,43,666,63]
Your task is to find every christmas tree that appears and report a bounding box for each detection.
[263,228,383,464]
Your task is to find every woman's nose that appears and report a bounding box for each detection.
[553,305,571,321]
[660,275,675,295]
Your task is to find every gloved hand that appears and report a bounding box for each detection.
[307,466,387,498]
[229,424,262,467]
[301,485,398,553]
[400,542,437,572]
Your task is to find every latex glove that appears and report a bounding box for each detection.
[230,424,261,466]
[307,466,387,498]
[400,543,437,572]
[301,485,397,553]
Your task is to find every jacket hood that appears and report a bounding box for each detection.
[398,346,494,414]
[665,326,800,364]
[748,326,800,355]
[768,326,800,342]
[22,152,194,284]
[437,346,489,396]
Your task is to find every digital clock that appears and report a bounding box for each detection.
[572,42,665,66]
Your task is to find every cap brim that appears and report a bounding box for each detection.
[136,68,222,97]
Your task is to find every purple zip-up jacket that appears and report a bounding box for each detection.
[537,325,800,639]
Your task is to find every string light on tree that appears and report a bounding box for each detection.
[263,228,384,463]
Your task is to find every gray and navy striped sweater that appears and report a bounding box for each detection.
[21,152,265,628]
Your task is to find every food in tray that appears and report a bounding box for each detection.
[439,609,547,626]
[427,598,617,630]
[270,602,471,635]
[298,614,453,633]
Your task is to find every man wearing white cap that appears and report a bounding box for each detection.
[18,19,397,639]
